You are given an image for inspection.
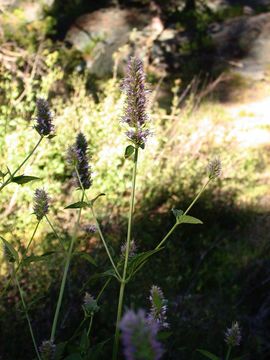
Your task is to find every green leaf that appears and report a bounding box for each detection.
[172,208,184,220]
[22,251,57,265]
[11,175,40,185]
[197,349,220,360]
[65,201,89,209]
[124,145,135,159]
[80,329,89,354]
[127,248,163,278]
[0,237,19,263]
[74,252,97,266]
[54,342,67,360]
[90,193,106,206]
[172,209,203,225]
[88,339,111,359]
[0,169,6,178]
[178,214,203,225]
[139,142,145,149]
[47,134,56,139]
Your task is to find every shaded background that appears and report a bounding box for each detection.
[0,0,270,359]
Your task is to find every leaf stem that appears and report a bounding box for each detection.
[0,136,43,192]
[112,147,139,360]
[74,167,121,280]
[225,346,232,360]
[155,179,211,250]
[50,192,84,341]
[45,215,66,252]
[12,266,41,360]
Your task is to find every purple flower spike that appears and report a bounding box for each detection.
[121,57,151,148]
[34,98,54,137]
[148,285,169,329]
[120,309,164,360]
[33,189,50,221]
[225,321,241,347]
[67,132,92,190]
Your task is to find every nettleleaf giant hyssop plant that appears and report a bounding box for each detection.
[0,57,227,360]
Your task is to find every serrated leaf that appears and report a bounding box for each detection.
[0,237,19,263]
[65,201,89,209]
[178,214,203,225]
[197,349,220,360]
[124,145,135,159]
[90,193,106,206]
[11,175,40,184]
[74,252,97,266]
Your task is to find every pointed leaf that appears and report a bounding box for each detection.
[197,349,220,360]
[178,214,203,225]
[23,251,57,265]
[65,201,89,209]
[127,248,163,278]
[11,175,40,185]
[90,193,106,206]
[125,145,135,159]
[74,252,97,266]
[0,237,19,263]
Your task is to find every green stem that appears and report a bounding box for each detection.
[183,179,210,216]
[50,192,84,341]
[87,315,94,337]
[0,136,43,192]
[225,346,232,360]
[12,266,41,360]
[68,278,111,343]
[74,167,121,280]
[155,179,211,250]
[2,221,40,298]
[45,215,66,252]
[113,147,139,360]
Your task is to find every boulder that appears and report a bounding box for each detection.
[66,7,163,76]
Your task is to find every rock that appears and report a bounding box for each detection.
[66,7,161,76]
[210,12,270,80]
[0,0,54,22]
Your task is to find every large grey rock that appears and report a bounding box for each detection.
[210,12,270,79]
[66,7,163,76]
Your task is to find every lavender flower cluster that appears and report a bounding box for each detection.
[34,98,54,137]
[120,309,164,360]
[120,285,168,360]
[67,132,92,189]
[121,57,151,148]
[33,188,50,221]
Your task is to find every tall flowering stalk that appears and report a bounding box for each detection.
[50,133,91,341]
[0,98,54,192]
[120,309,164,360]
[113,58,151,360]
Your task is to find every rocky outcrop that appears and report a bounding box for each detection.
[66,7,163,76]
